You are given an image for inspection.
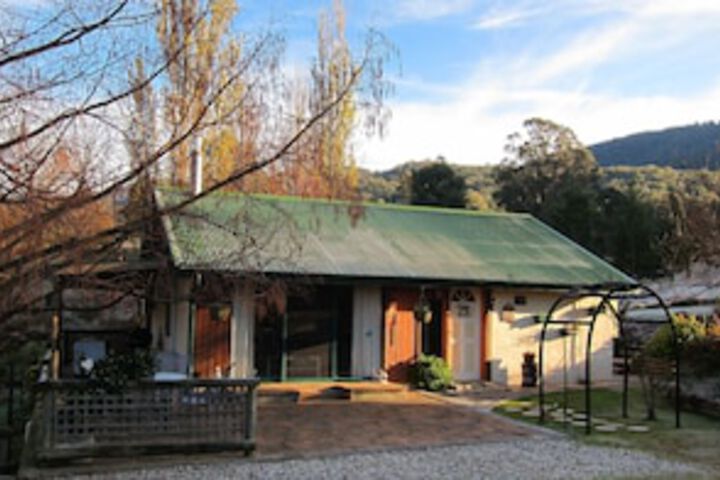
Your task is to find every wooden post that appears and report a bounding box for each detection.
[51,314,60,381]
[244,383,257,455]
[51,278,63,380]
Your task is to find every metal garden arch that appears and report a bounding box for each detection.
[538,283,681,434]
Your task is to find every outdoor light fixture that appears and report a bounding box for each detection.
[414,288,433,324]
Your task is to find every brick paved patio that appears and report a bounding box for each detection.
[256,391,532,458]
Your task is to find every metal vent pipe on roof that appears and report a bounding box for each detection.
[191,136,203,195]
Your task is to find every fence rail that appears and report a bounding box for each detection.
[31,378,259,463]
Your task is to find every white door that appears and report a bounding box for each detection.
[450,288,481,381]
[351,286,382,378]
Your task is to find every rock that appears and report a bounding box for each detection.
[595,424,620,433]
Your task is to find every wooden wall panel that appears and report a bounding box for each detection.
[194,306,231,378]
[383,288,419,382]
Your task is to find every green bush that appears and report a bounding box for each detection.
[644,314,706,359]
[411,354,453,391]
[91,349,156,394]
[682,337,720,377]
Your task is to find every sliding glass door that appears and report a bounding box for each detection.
[254,285,352,380]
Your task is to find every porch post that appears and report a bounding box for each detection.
[170,275,193,375]
[51,277,63,380]
[231,280,255,378]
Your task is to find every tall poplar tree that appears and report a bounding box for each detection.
[157,0,244,187]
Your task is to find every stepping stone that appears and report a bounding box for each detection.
[571,420,589,427]
[573,413,588,421]
[595,424,620,433]
[522,409,541,418]
[504,406,523,413]
[514,401,534,408]
[627,425,650,433]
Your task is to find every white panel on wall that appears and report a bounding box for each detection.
[449,287,481,381]
[173,276,192,357]
[231,280,255,378]
[351,286,382,378]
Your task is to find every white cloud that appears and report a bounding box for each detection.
[473,4,544,30]
[357,85,720,170]
[472,0,720,32]
[638,0,720,16]
[528,22,636,84]
[354,0,720,170]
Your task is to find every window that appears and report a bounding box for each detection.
[451,289,475,303]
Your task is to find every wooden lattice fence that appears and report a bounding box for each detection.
[30,379,259,463]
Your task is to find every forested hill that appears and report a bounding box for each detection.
[590,121,720,169]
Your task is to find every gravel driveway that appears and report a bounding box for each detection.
[75,438,709,480]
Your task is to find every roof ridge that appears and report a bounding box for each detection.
[154,186,530,219]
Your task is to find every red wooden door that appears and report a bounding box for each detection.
[194,305,231,378]
[383,289,419,382]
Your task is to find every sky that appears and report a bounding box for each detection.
[5,0,719,171]
[243,0,720,170]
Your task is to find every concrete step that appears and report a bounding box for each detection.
[258,382,408,404]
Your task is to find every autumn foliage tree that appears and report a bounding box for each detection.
[0,0,392,350]
[157,0,259,187]
[277,0,361,199]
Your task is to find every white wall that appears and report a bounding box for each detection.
[351,286,382,378]
[150,275,192,374]
[171,276,193,357]
[487,288,618,387]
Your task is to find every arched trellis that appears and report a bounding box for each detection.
[538,283,681,434]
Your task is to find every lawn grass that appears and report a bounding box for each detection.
[494,388,720,472]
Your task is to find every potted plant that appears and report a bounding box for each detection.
[501,304,516,323]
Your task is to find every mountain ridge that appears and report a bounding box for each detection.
[590,121,720,169]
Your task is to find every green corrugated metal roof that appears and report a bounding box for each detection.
[156,189,635,287]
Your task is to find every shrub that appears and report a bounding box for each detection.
[682,337,720,377]
[644,314,706,359]
[0,341,46,434]
[411,354,453,391]
[91,349,156,394]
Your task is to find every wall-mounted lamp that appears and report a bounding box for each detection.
[414,288,433,324]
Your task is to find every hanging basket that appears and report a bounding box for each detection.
[414,303,433,324]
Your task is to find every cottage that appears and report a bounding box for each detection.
[146,188,634,387]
